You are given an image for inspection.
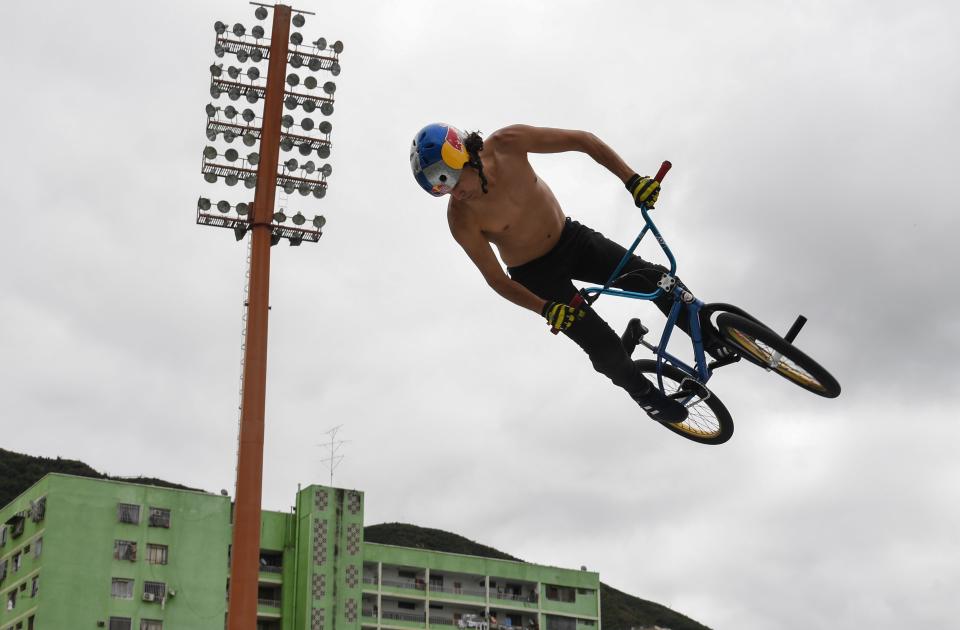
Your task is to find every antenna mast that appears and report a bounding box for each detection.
[319,424,349,487]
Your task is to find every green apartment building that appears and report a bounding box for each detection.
[1,475,601,630]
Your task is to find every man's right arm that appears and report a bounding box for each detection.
[447,208,547,315]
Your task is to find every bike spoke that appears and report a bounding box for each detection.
[726,328,827,393]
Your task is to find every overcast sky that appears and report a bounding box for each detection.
[2,1,958,628]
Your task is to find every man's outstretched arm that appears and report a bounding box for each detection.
[491,124,635,183]
[448,209,546,315]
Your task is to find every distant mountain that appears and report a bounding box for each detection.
[1,449,711,630]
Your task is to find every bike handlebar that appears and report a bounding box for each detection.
[549,160,671,335]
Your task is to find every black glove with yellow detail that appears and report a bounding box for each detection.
[542,300,586,331]
[625,173,660,208]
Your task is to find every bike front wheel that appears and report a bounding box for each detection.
[716,313,841,398]
[634,360,734,445]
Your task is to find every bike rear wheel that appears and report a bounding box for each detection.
[716,313,841,398]
[634,360,734,445]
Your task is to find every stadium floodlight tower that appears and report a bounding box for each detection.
[196,3,343,629]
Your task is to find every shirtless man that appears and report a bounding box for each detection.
[410,123,702,423]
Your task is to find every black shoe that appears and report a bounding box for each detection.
[630,382,688,424]
[705,340,736,362]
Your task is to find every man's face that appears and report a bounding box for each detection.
[451,166,481,201]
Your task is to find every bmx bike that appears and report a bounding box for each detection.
[553,161,841,445]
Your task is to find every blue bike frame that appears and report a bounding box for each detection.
[577,202,713,393]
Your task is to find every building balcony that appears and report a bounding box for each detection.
[380,610,427,629]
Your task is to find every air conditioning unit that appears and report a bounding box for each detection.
[142,593,156,602]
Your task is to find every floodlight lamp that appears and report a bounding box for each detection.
[333,41,344,54]
[215,44,225,58]
[228,87,241,101]
[204,172,218,183]
[198,197,212,210]
[320,102,334,116]
[209,85,222,98]
[314,38,327,50]
[273,211,287,223]
[205,103,217,117]
[323,81,336,94]
[312,186,326,199]
[206,129,218,141]
[319,121,332,134]
[317,145,331,159]
[247,67,260,80]
[255,6,268,20]
[224,105,238,118]
[321,164,333,177]
[330,62,341,76]
[285,158,299,171]
[225,148,239,162]
[203,146,217,159]
[237,49,249,63]
[301,100,316,113]
[291,32,303,46]
[270,234,282,246]
[210,63,223,77]
[237,202,250,215]
[242,108,256,122]
[281,114,294,128]
[234,225,248,241]
[245,91,259,104]
[283,182,296,194]
[289,236,303,246]
[308,58,322,72]
[217,200,231,213]
[290,55,303,68]
[299,182,311,196]
[232,24,246,37]
[304,76,317,90]
[251,49,264,62]
[280,138,294,151]
[301,117,315,131]
[243,132,257,147]
[312,215,326,229]
[292,211,306,225]
[214,21,227,34]
[247,152,260,165]
[228,66,240,79]
[252,25,265,39]
[226,174,239,186]
[284,95,298,110]
[298,143,312,156]
[303,160,316,173]
[292,14,306,27]
[245,175,257,189]
[286,73,300,87]
[223,129,236,143]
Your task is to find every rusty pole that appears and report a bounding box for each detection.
[226,5,291,630]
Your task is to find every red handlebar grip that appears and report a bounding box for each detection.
[654,160,672,183]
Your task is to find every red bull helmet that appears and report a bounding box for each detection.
[410,123,469,196]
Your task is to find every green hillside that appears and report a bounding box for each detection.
[1,448,711,630]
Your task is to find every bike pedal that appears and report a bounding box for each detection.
[621,318,649,356]
[669,378,711,407]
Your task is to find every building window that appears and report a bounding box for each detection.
[112,578,134,599]
[0,525,7,547]
[545,585,575,603]
[30,576,39,597]
[28,615,35,630]
[12,552,21,572]
[140,619,163,630]
[110,617,133,630]
[398,601,416,610]
[580,621,595,627]
[117,503,141,524]
[6,588,16,611]
[114,540,137,561]
[144,581,166,601]
[545,616,576,630]
[148,508,171,529]
[146,544,168,565]
[33,538,42,558]
[0,558,7,583]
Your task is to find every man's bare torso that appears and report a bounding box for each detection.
[446,132,566,268]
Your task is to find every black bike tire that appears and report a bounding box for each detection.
[716,313,841,398]
[634,359,734,445]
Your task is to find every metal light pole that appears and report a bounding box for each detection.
[196,4,344,629]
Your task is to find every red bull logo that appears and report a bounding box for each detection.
[445,127,463,151]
